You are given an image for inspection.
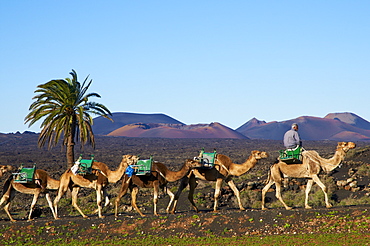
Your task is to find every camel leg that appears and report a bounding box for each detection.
[275,180,292,210]
[103,188,110,207]
[261,179,275,210]
[95,186,105,218]
[312,175,332,208]
[45,193,57,219]
[1,188,16,222]
[131,186,145,217]
[213,178,223,212]
[188,175,199,213]
[53,182,70,219]
[27,192,40,221]
[153,181,160,216]
[93,188,110,214]
[227,179,245,211]
[164,186,175,214]
[305,179,314,209]
[71,186,88,218]
[169,176,189,214]
[114,177,131,217]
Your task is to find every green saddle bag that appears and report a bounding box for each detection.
[13,164,36,183]
[130,156,153,176]
[198,148,217,168]
[279,146,303,164]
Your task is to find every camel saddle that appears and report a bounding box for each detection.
[13,163,36,183]
[71,155,95,175]
[197,148,217,168]
[279,146,303,164]
[125,156,153,177]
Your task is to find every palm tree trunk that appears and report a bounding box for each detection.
[66,135,75,168]
[66,120,77,168]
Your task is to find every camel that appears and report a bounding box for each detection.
[114,158,201,217]
[0,169,59,222]
[169,150,269,214]
[53,154,138,219]
[0,165,13,179]
[261,142,356,210]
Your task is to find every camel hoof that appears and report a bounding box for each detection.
[240,207,246,211]
[305,206,313,209]
[286,207,293,210]
[99,216,105,219]
[261,207,268,211]
[326,204,333,208]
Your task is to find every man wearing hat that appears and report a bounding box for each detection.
[283,123,302,149]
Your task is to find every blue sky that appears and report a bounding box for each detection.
[1,1,369,133]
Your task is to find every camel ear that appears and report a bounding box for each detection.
[252,150,261,157]
[6,165,13,171]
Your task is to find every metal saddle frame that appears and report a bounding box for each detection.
[125,156,153,177]
[279,146,303,164]
[13,163,36,183]
[76,154,95,175]
[197,148,217,168]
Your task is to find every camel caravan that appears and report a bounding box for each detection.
[0,141,356,222]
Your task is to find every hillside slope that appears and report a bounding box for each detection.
[107,122,248,139]
[92,112,184,135]
[236,112,370,141]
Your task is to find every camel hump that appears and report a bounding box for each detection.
[35,169,47,176]
[153,162,167,172]
[92,162,109,172]
[216,154,232,167]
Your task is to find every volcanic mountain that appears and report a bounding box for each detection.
[90,112,370,140]
[92,112,184,135]
[236,112,370,141]
[107,122,248,139]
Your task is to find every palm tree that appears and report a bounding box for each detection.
[25,69,112,168]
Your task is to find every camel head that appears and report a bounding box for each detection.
[0,165,13,178]
[184,159,203,169]
[121,155,139,168]
[251,151,269,160]
[337,142,356,152]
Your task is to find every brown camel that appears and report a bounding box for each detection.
[114,159,201,217]
[0,169,59,222]
[261,142,356,210]
[169,150,269,214]
[53,154,138,219]
[0,165,13,179]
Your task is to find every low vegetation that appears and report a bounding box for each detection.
[0,134,369,245]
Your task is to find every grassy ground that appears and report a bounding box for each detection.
[2,231,370,245]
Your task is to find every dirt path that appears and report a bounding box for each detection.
[1,204,369,243]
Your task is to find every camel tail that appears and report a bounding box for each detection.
[264,167,272,185]
[2,175,13,196]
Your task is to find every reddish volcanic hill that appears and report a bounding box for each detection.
[87,111,370,141]
[107,122,248,139]
[236,112,370,141]
[324,112,370,130]
[92,112,184,135]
